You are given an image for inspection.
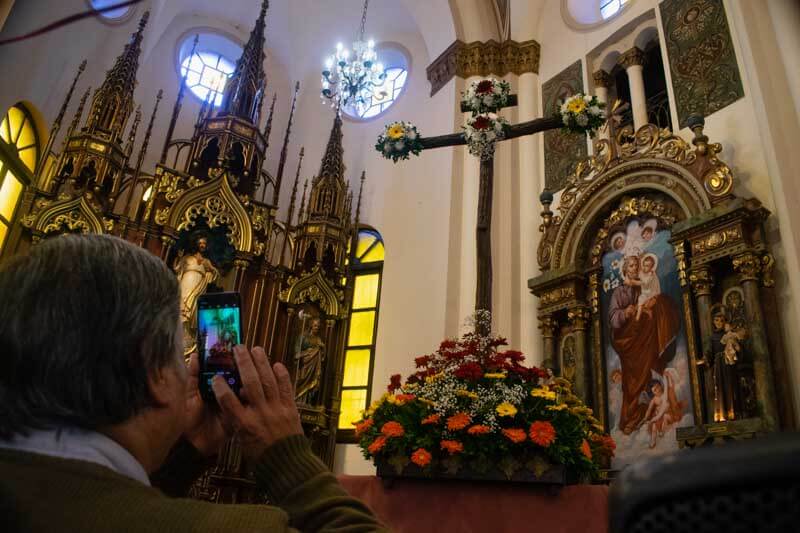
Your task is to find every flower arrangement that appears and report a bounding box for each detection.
[462,78,511,114]
[375,121,424,163]
[463,113,509,161]
[558,93,606,137]
[354,312,615,481]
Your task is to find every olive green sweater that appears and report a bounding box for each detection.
[0,435,385,532]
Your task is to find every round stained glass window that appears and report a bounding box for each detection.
[177,33,242,107]
[342,46,409,121]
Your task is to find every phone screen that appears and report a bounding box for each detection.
[197,292,242,399]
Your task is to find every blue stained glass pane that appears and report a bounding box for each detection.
[180,50,235,108]
[90,0,130,19]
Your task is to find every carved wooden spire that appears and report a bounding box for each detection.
[219,0,268,122]
[63,86,91,151]
[161,34,199,164]
[306,111,347,222]
[316,112,345,184]
[298,179,309,223]
[37,60,86,175]
[85,11,149,139]
[125,89,162,219]
[270,81,300,205]
[280,146,305,265]
[262,92,277,145]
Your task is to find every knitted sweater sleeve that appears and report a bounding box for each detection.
[255,434,387,532]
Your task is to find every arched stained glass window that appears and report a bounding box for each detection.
[338,228,385,438]
[0,104,39,254]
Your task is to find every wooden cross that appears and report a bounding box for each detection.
[417,95,562,315]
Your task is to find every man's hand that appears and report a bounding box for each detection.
[624,305,636,320]
[212,345,304,462]
[183,353,231,457]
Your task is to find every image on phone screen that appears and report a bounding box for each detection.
[197,295,242,397]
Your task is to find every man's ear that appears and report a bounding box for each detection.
[147,364,181,407]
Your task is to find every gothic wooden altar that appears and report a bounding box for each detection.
[529,117,795,468]
[1,2,362,503]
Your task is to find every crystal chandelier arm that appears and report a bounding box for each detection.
[359,0,369,41]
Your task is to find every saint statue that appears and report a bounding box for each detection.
[294,316,325,404]
[703,305,746,421]
[174,235,219,354]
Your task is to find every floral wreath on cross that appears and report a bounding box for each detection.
[558,93,606,137]
[461,78,512,161]
[375,121,424,163]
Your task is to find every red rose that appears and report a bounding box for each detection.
[476,80,494,95]
[454,362,483,381]
[472,116,491,130]
[388,373,402,392]
[415,355,432,368]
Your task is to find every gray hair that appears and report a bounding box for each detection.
[0,234,181,438]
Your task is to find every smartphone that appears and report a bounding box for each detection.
[197,291,242,401]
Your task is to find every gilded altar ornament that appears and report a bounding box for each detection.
[732,252,761,282]
[174,234,220,354]
[689,267,714,296]
[293,311,325,403]
[761,253,775,288]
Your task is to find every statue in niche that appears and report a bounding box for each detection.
[75,160,97,189]
[293,311,325,404]
[58,157,74,181]
[702,304,747,422]
[174,233,220,354]
[561,335,576,382]
[195,138,220,180]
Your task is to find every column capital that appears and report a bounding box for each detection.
[538,315,558,337]
[733,252,761,283]
[761,253,775,288]
[689,266,714,296]
[567,306,591,331]
[618,47,646,69]
[592,69,612,88]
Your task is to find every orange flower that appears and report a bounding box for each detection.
[367,436,388,454]
[394,393,416,405]
[411,448,432,467]
[381,421,405,438]
[467,424,491,435]
[529,421,557,447]
[502,428,527,443]
[422,413,441,425]
[446,412,471,431]
[581,439,592,460]
[354,418,373,437]
[440,440,464,454]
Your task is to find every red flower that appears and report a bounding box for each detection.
[422,413,441,425]
[472,116,491,130]
[411,448,432,467]
[415,355,432,368]
[440,440,464,454]
[501,350,525,362]
[446,412,472,431]
[467,424,491,435]
[354,418,373,437]
[388,374,402,393]
[581,439,592,460]
[476,80,494,95]
[489,337,508,348]
[454,362,484,381]
[439,339,457,351]
[502,428,527,443]
[381,421,405,438]
[367,436,388,454]
[529,421,557,447]
[394,393,416,405]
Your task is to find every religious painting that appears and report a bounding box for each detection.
[197,305,240,371]
[542,60,587,192]
[660,0,744,128]
[600,217,695,468]
[291,305,326,405]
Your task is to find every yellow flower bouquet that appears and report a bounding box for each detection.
[375,121,424,162]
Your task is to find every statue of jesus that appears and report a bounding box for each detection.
[174,235,219,354]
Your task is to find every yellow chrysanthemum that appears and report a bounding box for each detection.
[531,387,557,400]
[425,372,444,384]
[496,401,518,417]
[546,404,568,411]
[484,372,507,379]
[566,98,587,114]
[456,389,479,400]
[387,123,405,139]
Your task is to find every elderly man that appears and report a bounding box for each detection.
[0,235,384,532]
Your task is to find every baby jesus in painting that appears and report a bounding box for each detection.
[624,253,660,321]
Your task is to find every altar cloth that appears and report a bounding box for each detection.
[338,475,609,533]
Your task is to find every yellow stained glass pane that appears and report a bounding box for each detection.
[0,222,8,250]
[7,106,24,144]
[16,117,36,151]
[356,234,377,258]
[361,241,385,263]
[17,146,37,172]
[0,115,9,143]
[353,273,379,309]
[338,388,367,429]
[348,310,375,347]
[0,172,22,220]
[343,349,371,387]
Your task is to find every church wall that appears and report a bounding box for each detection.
[534,0,800,423]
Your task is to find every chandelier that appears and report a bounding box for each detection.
[321,0,387,115]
